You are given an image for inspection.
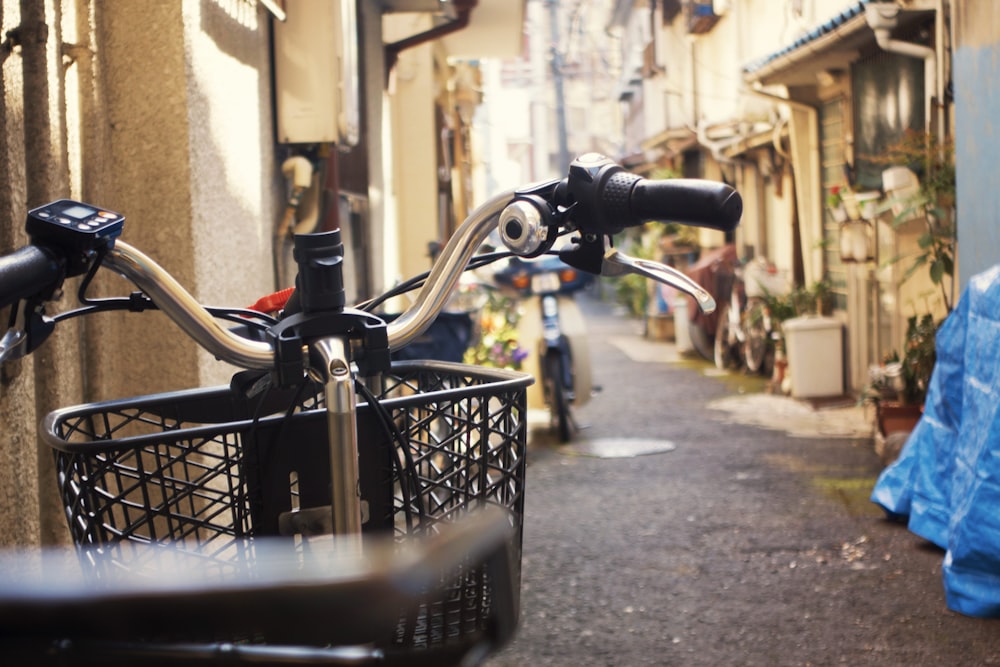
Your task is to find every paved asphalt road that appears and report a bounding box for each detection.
[484,292,1000,667]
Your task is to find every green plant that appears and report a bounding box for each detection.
[762,279,831,321]
[660,222,699,249]
[864,313,939,407]
[797,279,833,316]
[857,129,954,408]
[898,313,938,405]
[609,227,660,317]
[613,272,649,318]
[875,130,956,313]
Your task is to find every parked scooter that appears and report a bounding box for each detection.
[493,255,594,442]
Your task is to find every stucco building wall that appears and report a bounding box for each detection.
[0,0,279,546]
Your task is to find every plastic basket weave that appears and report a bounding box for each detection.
[42,360,531,651]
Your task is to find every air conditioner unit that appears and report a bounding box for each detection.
[272,0,359,146]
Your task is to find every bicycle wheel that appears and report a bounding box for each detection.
[713,303,741,370]
[544,353,572,442]
[743,302,772,375]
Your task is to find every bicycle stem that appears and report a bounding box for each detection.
[312,336,364,542]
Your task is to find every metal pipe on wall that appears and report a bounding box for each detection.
[19,0,60,208]
[19,0,79,548]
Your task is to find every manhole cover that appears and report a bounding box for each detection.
[561,438,676,459]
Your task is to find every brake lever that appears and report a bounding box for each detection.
[0,298,55,364]
[601,248,716,314]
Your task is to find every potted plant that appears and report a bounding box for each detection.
[827,185,848,222]
[877,129,957,313]
[865,313,938,439]
[865,130,956,444]
[759,280,833,394]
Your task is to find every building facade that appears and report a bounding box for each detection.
[607,0,956,392]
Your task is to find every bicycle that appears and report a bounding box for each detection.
[0,153,741,664]
[713,255,789,376]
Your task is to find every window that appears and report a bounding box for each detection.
[851,52,926,190]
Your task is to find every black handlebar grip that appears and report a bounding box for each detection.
[564,153,742,236]
[629,177,743,232]
[0,245,64,310]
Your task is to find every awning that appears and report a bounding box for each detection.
[742,1,874,86]
[630,122,781,168]
[743,1,935,87]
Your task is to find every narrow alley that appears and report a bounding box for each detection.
[485,291,1000,667]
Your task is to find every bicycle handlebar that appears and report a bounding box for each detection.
[0,155,741,369]
[628,178,742,231]
[97,191,512,366]
[560,153,742,236]
[385,189,511,350]
[0,245,63,310]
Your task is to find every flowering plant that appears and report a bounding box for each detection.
[464,292,528,370]
[827,185,844,209]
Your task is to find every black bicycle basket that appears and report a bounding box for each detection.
[42,360,531,652]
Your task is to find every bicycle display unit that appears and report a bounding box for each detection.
[0,154,741,665]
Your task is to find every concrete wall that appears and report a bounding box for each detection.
[0,1,42,547]
[0,0,278,546]
[384,13,438,287]
[953,0,1000,287]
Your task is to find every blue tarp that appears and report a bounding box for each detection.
[871,264,1000,617]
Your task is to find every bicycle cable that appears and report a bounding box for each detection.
[355,380,427,533]
[357,250,516,313]
[51,247,278,330]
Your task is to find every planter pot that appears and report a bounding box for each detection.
[839,220,873,263]
[829,204,848,222]
[855,191,881,219]
[876,401,923,437]
[646,313,675,341]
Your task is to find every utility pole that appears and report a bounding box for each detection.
[547,0,570,172]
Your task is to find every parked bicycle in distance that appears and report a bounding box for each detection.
[0,153,741,665]
[714,255,790,376]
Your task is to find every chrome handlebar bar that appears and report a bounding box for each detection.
[380,189,512,351]
[104,242,276,370]
[103,188,517,371]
